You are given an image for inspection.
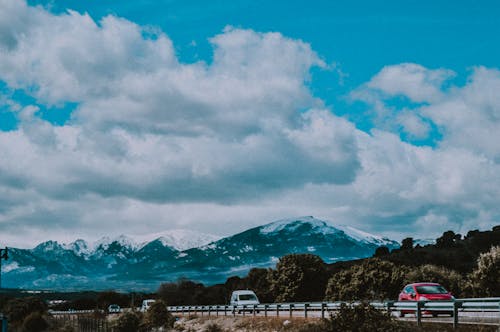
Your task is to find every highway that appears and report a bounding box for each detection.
[50,297,500,328]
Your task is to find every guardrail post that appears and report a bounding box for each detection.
[232,305,236,317]
[208,306,211,316]
[452,301,460,329]
[224,305,227,316]
[242,305,246,316]
[253,305,257,317]
[416,301,423,328]
[304,303,309,319]
[289,304,293,318]
[386,301,393,317]
[276,304,280,317]
[321,303,325,319]
[1,314,7,332]
[264,304,268,317]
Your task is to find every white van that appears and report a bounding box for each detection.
[230,290,260,307]
[141,299,155,312]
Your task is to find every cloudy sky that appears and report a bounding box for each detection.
[1,0,500,247]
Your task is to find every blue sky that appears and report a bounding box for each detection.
[1,0,500,247]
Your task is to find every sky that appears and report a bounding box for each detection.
[1,0,500,247]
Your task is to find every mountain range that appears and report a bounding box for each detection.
[1,216,399,291]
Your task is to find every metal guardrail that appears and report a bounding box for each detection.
[164,297,500,329]
[49,298,500,329]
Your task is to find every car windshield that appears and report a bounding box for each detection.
[416,285,448,294]
[239,294,257,301]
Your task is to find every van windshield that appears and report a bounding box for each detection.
[239,294,257,301]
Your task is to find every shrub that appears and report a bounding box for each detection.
[204,322,224,332]
[21,312,49,332]
[114,311,141,332]
[325,259,407,301]
[270,254,328,302]
[404,264,464,297]
[144,299,175,329]
[468,245,500,296]
[322,302,414,332]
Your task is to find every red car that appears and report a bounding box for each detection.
[398,282,454,317]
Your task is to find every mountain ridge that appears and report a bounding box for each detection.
[2,216,399,291]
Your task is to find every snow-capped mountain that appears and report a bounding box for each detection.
[175,216,399,279]
[60,230,219,258]
[260,216,395,247]
[137,229,220,251]
[2,216,399,290]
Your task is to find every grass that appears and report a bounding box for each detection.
[173,316,499,332]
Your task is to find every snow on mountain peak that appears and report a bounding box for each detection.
[93,235,141,251]
[335,224,392,245]
[34,240,64,252]
[50,230,219,257]
[260,216,340,235]
[259,216,394,246]
[63,239,92,257]
[150,229,220,251]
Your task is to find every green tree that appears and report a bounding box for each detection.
[373,246,390,257]
[97,291,129,310]
[401,238,413,250]
[468,245,500,296]
[143,299,175,329]
[325,259,407,301]
[4,297,47,329]
[403,264,464,297]
[158,279,206,305]
[270,254,328,302]
[240,268,274,303]
[436,231,461,248]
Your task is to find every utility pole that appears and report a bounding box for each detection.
[0,247,8,289]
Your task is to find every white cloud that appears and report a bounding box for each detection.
[0,0,359,246]
[0,1,499,247]
[396,111,431,139]
[365,63,455,103]
[346,64,500,238]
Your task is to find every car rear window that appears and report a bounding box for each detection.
[416,285,448,294]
